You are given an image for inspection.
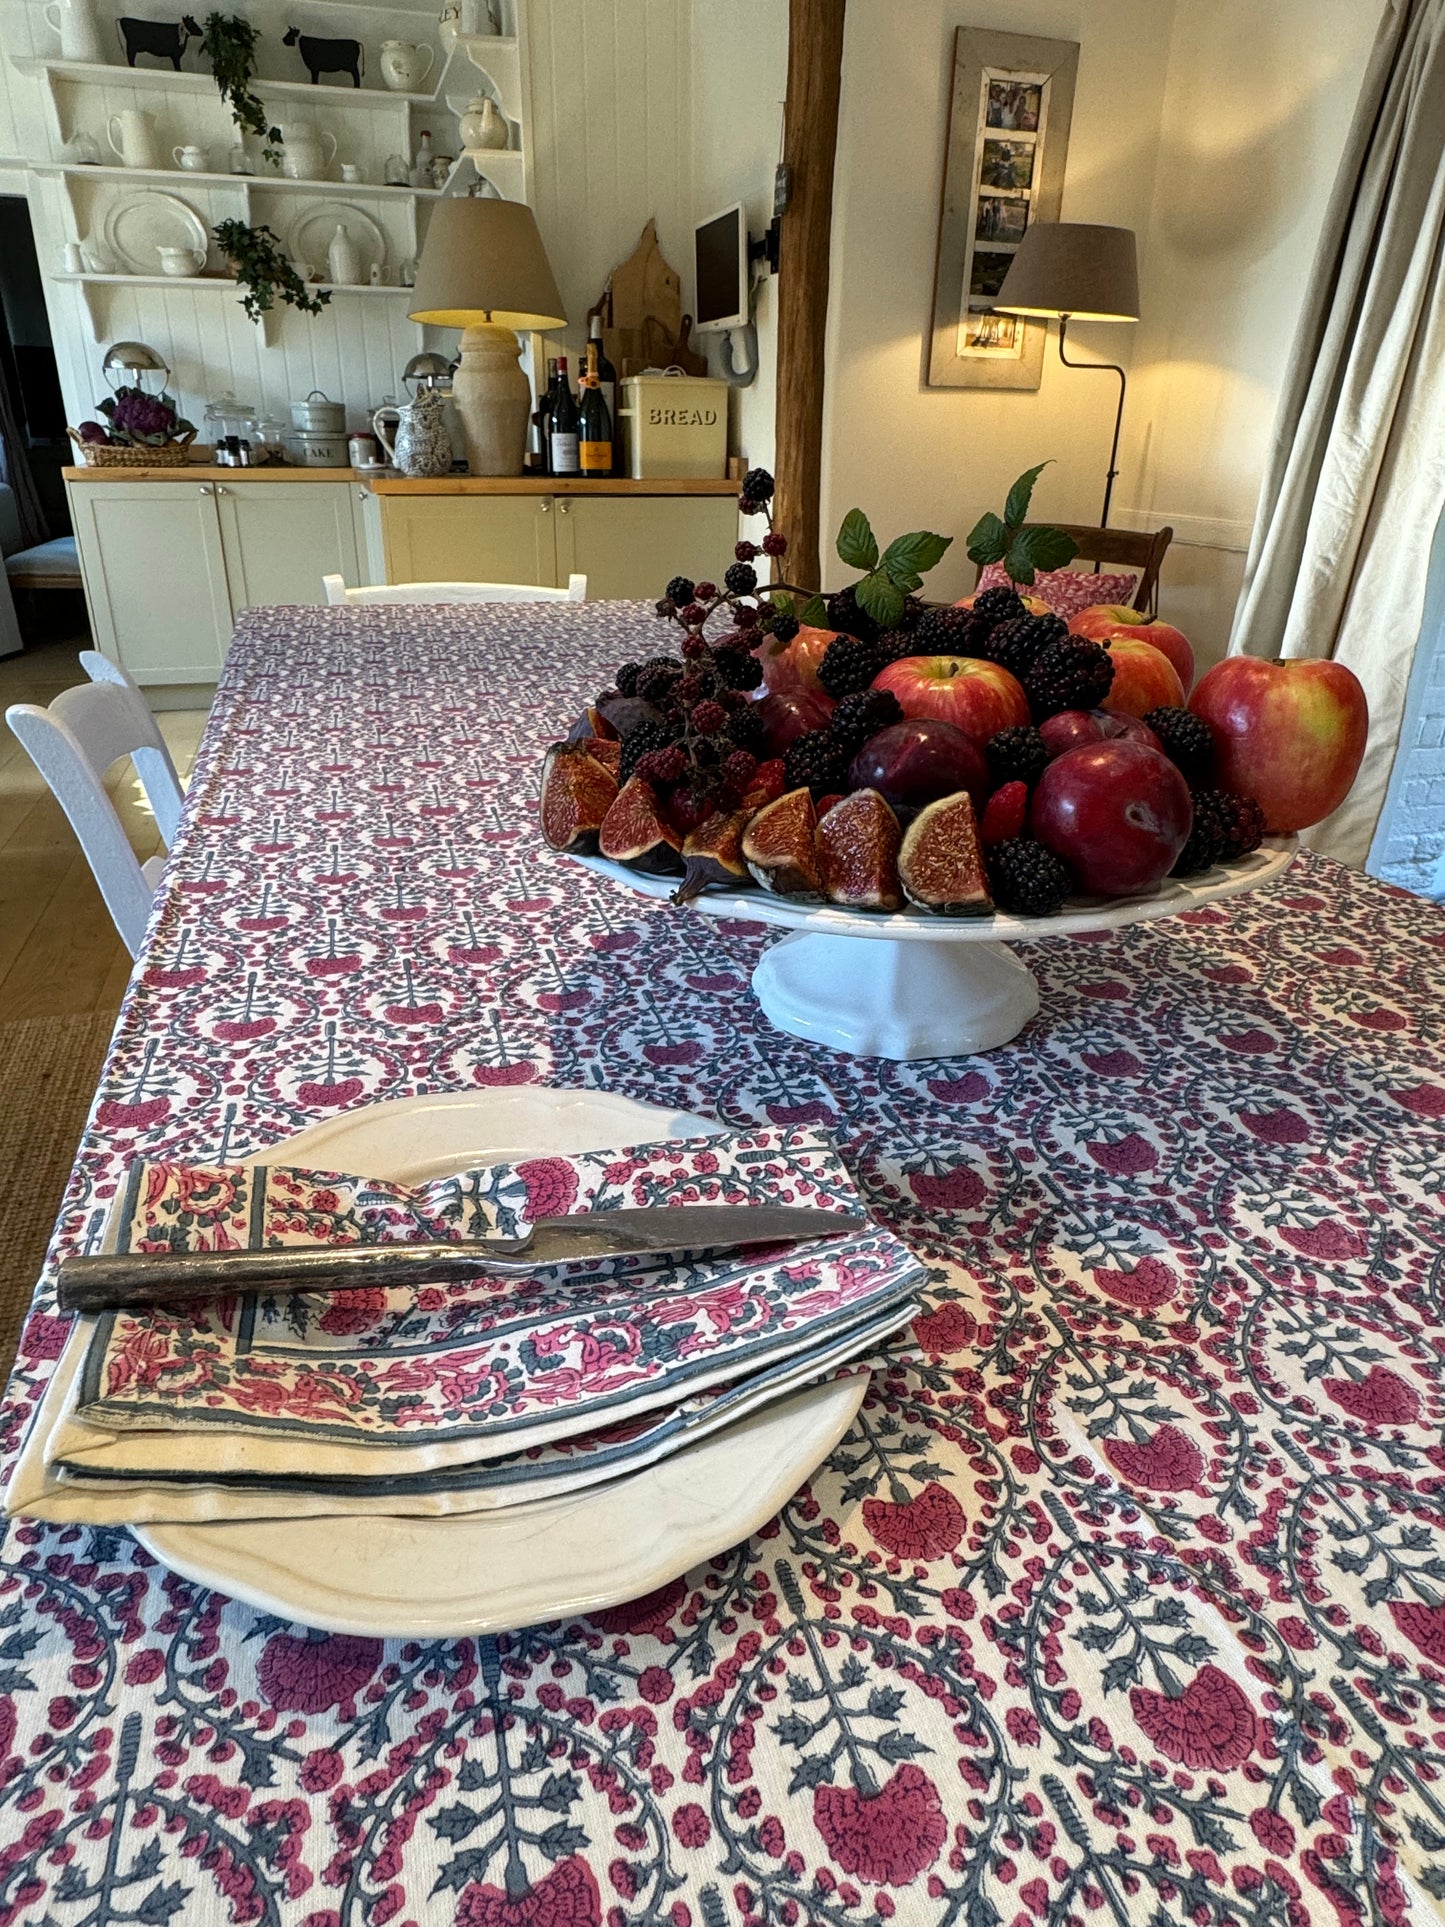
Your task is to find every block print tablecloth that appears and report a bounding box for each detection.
[3,601,1445,1927]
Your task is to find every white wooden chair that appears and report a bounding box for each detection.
[6,675,185,959]
[321,573,587,606]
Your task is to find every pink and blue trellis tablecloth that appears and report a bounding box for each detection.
[3,601,1445,1927]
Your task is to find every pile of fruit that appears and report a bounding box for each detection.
[540,468,1368,920]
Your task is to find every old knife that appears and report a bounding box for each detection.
[55,1205,867,1316]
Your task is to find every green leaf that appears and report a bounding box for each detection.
[1004,461,1052,532]
[768,591,795,618]
[880,529,953,585]
[966,511,1009,567]
[1006,525,1078,583]
[799,593,829,628]
[836,508,879,572]
[855,570,906,628]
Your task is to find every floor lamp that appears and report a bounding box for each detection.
[993,223,1139,527]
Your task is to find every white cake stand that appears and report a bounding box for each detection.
[573,838,1296,1060]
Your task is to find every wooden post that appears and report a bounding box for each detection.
[773,0,846,592]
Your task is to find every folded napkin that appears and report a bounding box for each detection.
[8,1125,925,1524]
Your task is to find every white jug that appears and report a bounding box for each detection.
[158,245,205,277]
[327,224,361,287]
[43,0,104,63]
[107,109,163,171]
[172,144,208,171]
[276,123,337,181]
[373,390,452,478]
[379,41,435,91]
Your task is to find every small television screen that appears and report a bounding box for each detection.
[694,204,746,331]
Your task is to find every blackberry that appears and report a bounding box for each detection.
[986,725,1051,790]
[825,584,881,645]
[712,644,764,692]
[721,749,758,799]
[817,633,887,699]
[988,837,1072,917]
[912,605,979,655]
[893,595,925,631]
[680,602,708,628]
[972,585,1026,629]
[635,661,683,705]
[691,734,732,770]
[635,745,687,786]
[1171,791,1227,876]
[724,705,768,754]
[619,719,680,783]
[770,611,800,644]
[691,699,728,735]
[724,560,758,595]
[742,467,774,503]
[738,496,765,516]
[1210,789,1266,861]
[733,602,760,629]
[761,530,787,557]
[1024,636,1114,718]
[735,540,760,562]
[614,662,642,696]
[694,581,718,602]
[1144,706,1214,784]
[984,612,1068,679]
[665,576,695,607]
[784,728,851,798]
[828,687,903,758]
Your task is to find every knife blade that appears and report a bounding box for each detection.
[55,1206,868,1316]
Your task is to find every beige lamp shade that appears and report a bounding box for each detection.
[994,223,1139,322]
[408,198,566,329]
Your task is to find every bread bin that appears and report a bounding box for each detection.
[290,389,346,435]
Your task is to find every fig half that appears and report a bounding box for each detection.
[598,775,684,873]
[816,788,902,911]
[539,741,619,854]
[897,791,993,916]
[675,809,751,904]
[742,788,823,898]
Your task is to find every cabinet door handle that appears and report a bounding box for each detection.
[216,485,230,495]
[198,484,213,495]
[558,500,570,515]
[538,498,551,512]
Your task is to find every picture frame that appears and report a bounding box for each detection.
[927,28,1079,390]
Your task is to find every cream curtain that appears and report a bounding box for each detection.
[1229,0,1445,865]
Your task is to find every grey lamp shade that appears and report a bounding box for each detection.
[994,223,1139,322]
[408,199,566,330]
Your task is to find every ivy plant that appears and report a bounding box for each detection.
[966,461,1079,585]
[213,221,331,325]
[200,12,282,166]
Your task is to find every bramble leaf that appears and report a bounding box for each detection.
[836,508,879,572]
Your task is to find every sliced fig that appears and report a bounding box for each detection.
[566,703,617,743]
[675,809,750,905]
[539,741,619,854]
[897,792,993,916]
[577,734,621,776]
[598,775,684,873]
[816,788,902,911]
[742,787,823,899]
[596,693,665,739]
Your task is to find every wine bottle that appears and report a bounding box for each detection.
[527,357,557,475]
[587,314,618,439]
[579,342,613,477]
[548,355,579,476]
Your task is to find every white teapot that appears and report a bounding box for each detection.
[158,245,205,277]
[379,41,435,91]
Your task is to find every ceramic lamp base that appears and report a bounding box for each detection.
[451,321,530,475]
[752,930,1040,1060]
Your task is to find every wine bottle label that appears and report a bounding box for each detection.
[550,432,579,472]
[579,439,610,472]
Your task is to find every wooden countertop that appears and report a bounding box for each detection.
[365,476,739,496]
[65,465,358,482]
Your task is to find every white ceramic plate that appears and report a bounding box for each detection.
[101,190,208,275]
[135,1086,870,1637]
[288,200,388,279]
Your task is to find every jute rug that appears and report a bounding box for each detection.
[0,1011,117,1387]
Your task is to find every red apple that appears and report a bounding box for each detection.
[872,655,1029,744]
[1188,656,1367,832]
[1039,709,1162,758]
[1032,740,1193,896]
[1100,638,1185,718]
[756,687,835,753]
[847,718,989,810]
[1070,606,1195,692]
[752,624,838,696]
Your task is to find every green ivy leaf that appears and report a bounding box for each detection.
[1006,525,1078,584]
[880,529,952,586]
[799,593,829,628]
[836,507,879,572]
[1004,461,1052,533]
[855,571,906,628]
[966,511,1010,567]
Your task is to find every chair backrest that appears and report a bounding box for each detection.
[6,679,185,957]
[80,650,186,838]
[322,573,588,606]
[974,524,1174,616]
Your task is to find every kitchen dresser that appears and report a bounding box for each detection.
[65,468,741,688]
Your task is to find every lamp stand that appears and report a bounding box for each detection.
[1057,315,1126,528]
[451,321,531,476]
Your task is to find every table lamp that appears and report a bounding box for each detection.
[408,199,566,476]
[994,223,1139,526]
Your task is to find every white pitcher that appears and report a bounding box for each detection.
[158,245,205,277]
[276,123,337,181]
[108,109,163,170]
[43,0,104,63]
[379,41,435,91]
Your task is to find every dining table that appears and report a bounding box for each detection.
[3,598,1445,1927]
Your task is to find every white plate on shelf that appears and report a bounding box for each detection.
[134,1085,871,1637]
[288,200,388,281]
[101,190,209,275]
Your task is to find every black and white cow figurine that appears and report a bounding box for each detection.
[282,27,365,87]
[115,14,201,69]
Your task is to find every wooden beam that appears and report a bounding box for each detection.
[774,0,846,592]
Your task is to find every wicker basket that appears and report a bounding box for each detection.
[67,427,198,468]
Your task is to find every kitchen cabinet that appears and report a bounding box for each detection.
[551,496,737,601]
[66,475,365,687]
[369,494,555,591]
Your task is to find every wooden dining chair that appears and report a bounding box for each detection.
[975,524,1174,616]
[5,676,185,959]
[321,574,588,606]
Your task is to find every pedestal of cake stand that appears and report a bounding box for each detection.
[752,931,1040,1060]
